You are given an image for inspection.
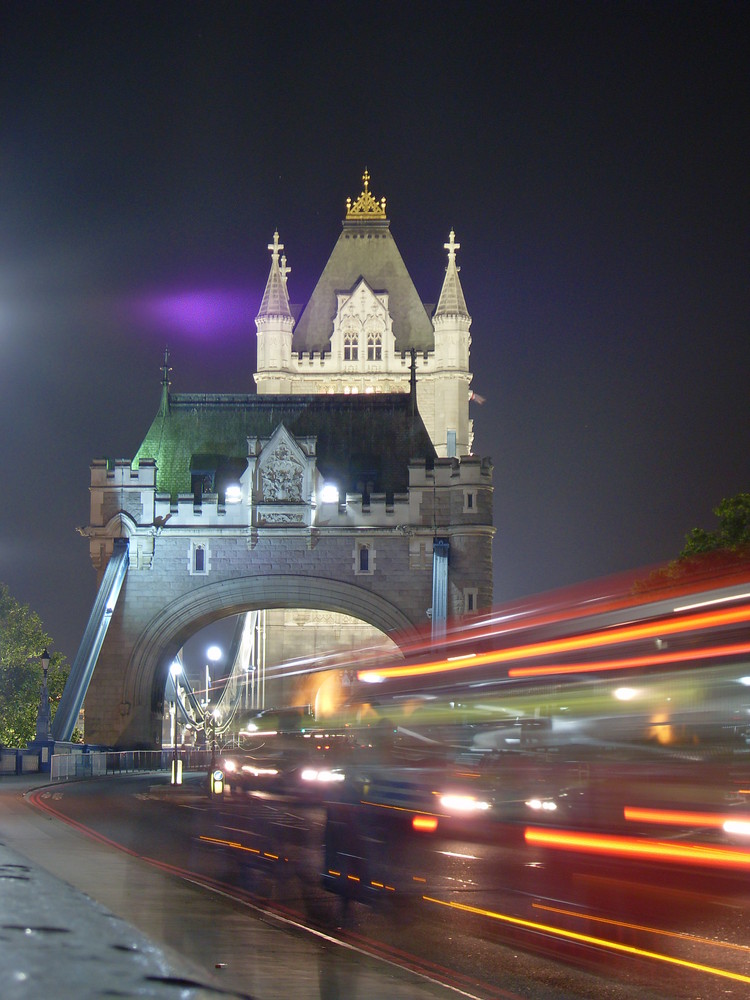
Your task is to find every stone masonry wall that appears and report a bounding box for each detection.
[83,453,494,747]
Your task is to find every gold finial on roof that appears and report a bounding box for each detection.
[346,168,387,219]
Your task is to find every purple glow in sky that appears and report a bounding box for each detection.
[131,289,260,338]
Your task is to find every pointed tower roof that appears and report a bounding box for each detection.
[257,231,293,321]
[292,172,434,354]
[433,230,470,320]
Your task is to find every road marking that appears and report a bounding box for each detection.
[423,895,750,985]
[532,902,750,954]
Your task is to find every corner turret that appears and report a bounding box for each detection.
[427,231,473,456]
[254,232,294,392]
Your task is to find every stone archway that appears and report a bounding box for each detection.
[117,575,417,747]
[79,407,494,748]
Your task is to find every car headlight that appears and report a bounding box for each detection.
[724,819,750,836]
[439,793,491,813]
[525,798,558,812]
[222,759,237,773]
[300,768,346,783]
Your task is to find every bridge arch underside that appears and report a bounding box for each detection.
[126,575,417,742]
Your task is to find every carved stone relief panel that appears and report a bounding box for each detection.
[259,441,304,502]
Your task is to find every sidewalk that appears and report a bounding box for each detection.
[0,774,463,1000]
[0,774,247,999]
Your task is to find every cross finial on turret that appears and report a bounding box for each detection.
[280,254,291,283]
[444,229,460,263]
[362,168,371,192]
[268,231,284,261]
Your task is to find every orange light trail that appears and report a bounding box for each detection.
[358,604,750,681]
[423,895,750,985]
[524,826,750,870]
[508,639,750,678]
[200,835,258,854]
[532,902,750,954]
[624,806,750,828]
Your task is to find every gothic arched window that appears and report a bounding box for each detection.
[343,329,358,361]
[367,328,382,361]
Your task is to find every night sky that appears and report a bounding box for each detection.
[1,2,747,662]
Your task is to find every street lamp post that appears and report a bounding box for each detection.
[169,661,182,785]
[204,644,222,710]
[35,649,52,742]
[209,708,219,769]
[242,663,249,711]
[203,646,222,795]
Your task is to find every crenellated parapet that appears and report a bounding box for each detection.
[89,458,156,528]
[86,450,493,544]
[409,455,493,487]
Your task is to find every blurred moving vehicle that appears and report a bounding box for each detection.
[218,565,750,907]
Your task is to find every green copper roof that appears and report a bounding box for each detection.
[292,219,435,354]
[134,392,435,498]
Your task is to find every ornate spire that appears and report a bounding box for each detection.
[159,346,172,415]
[434,229,470,320]
[257,231,293,320]
[345,168,387,220]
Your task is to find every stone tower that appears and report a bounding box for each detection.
[254,171,474,457]
[56,174,494,748]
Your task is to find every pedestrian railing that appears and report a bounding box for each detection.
[50,749,213,782]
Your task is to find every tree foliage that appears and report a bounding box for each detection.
[633,492,750,594]
[0,583,68,747]
[680,493,750,558]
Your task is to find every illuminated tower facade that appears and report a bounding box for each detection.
[58,172,493,749]
[254,172,474,457]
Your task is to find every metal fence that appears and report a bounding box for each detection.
[1,750,42,775]
[50,748,213,782]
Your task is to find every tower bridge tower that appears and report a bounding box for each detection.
[254,172,475,458]
[56,173,494,749]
